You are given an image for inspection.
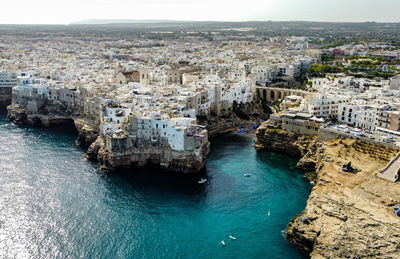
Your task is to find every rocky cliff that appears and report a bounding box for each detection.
[8,103,98,147]
[7,103,28,125]
[254,123,319,173]
[74,119,99,147]
[199,100,270,138]
[255,122,400,258]
[85,135,210,173]
[7,102,209,173]
[7,103,73,127]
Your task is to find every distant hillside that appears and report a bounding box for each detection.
[2,21,400,40]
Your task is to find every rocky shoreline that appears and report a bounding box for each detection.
[255,122,400,258]
[7,102,263,173]
[7,103,74,127]
[198,100,270,138]
[10,100,400,257]
[7,103,208,173]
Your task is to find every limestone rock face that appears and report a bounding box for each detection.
[86,136,104,160]
[7,103,73,126]
[285,139,400,258]
[7,101,209,173]
[84,132,210,173]
[255,121,400,258]
[254,122,318,160]
[8,102,99,150]
[74,119,99,147]
[96,141,210,173]
[198,101,269,138]
[7,103,28,125]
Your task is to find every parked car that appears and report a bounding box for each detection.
[350,128,362,136]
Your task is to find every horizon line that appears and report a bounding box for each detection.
[0,19,398,26]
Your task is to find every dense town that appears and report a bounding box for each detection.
[1,24,400,175]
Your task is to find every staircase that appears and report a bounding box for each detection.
[378,151,400,182]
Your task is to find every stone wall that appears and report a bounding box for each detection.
[318,127,399,149]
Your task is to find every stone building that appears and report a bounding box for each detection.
[270,112,324,136]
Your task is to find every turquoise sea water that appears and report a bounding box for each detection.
[0,111,311,258]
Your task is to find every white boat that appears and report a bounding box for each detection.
[229,235,236,240]
[198,178,207,184]
[221,240,226,246]
[268,210,271,216]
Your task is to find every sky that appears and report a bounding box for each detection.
[1,0,399,24]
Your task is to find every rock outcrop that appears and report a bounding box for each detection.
[8,103,99,149]
[7,98,263,173]
[7,103,28,125]
[7,102,209,173]
[85,135,210,173]
[286,139,400,258]
[86,136,104,160]
[198,100,270,138]
[255,123,400,258]
[74,119,99,147]
[7,103,73,126]
[255,122,319,174]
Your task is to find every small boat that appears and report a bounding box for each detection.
[198,178,207,184]
[243,173,252,177]
[221,240,226,246]
[229,235,236,240]
[268,210,271,216]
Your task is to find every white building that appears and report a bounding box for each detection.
[308,92,351,119]
[0,71,17,87]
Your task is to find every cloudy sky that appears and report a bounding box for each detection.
[1,0,399,24]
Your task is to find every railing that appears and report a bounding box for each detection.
[320,127,400,149]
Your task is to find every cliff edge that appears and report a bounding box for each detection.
[85,134,210,173]
[255,123,400,258]
[7,103,209,173]
[7,103,99,147]
[255,122,320,174]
